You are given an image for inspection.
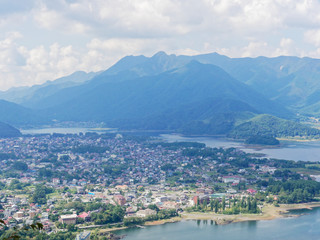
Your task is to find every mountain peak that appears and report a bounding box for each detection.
[151,51,168,58]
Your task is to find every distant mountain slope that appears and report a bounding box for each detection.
[229,114,320,138]
[0,122,21,137]
[4,51,320,117]
[0,71,99,107]
[100,51,320,115]
[0,100,48,126]
[37,61,291,133]
[192,54,320,107]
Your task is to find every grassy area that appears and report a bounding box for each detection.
[306,164,320,168]
[48,191,63,199]
[291,168,320,175]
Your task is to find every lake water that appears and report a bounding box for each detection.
[20,128,320,162]
[116,208,320,240]
[21,127,117,135]
[160,134,320,162]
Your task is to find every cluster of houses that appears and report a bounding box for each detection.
[1,133,307,236]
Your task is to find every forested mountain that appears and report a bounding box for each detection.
[100,51,320,116]
[1,51,320,138]
[4,51,320,116]
[0,100,48,126]
[37,61,291,132]
[229,114,320,139]
[192,54,320,113]
[0,122,21,137]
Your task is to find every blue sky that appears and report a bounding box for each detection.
[0,0,319,90]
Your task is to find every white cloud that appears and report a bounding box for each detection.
[33,5,89,34]
[2,0,320,89]
[304,29,320,47]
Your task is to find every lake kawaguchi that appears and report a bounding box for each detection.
[160,134,320,162]
[21,127,117,135]
[20,128,320,162]
[116,208,320,240]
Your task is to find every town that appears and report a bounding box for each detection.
[0,132,319,239]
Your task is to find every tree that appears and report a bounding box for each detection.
[30,185,53,205]
[12,161,28,171]
[0,220,43,240]
[210,200,214,211]
[222,197,226,211]
[214,199,219,213]
[148,204,159,212]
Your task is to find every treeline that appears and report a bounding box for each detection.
[72,145,110,153]
[229,114,320,139]
[90,204,125,225]
[0,224,76,240]
[54,201,125,225]
[186,197,260,215]
[267,180,320,203]
[124,208,178,226]
[245,135,280,145]
[0,153,16,160]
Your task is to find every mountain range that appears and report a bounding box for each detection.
[1,51,320,138]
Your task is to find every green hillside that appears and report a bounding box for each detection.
[0,122,21,138]
[0,100,48,126]
[229,114,320,139]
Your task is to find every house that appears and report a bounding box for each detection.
[75,231,91,240]
[193,195,209,206]
[29,211,36,218]
[78,212,91,222]
[126,206,137,215]
[60,214,77,225]
[136,209,157,218]
[114,195,126,206]
[247,189,257,195]
[156,196,168,202]
[222,176,241,184]
[52,178,60,185]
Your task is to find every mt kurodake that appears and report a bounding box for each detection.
[37,61,290,134]
[1,51,320,138]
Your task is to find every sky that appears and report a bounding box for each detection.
[0,0,320,90]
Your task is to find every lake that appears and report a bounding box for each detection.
[21,127,117,135]
[116,208,320,240]
[160,134,320,162]
[20,128,320,162]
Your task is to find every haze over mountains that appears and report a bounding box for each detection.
[2,51,320,138]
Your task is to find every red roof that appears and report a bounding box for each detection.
[78,212,89,218]
[247,189,257,194]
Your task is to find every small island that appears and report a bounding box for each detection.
[245,135,280,146]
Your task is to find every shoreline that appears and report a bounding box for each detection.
[277,137,320,142]
[106,202,320,235]
[180,202,320,224]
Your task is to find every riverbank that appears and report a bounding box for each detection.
[180,202,320,225]
[144,216,182,226]
[104,202,320,236]
[277,137,320,142]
